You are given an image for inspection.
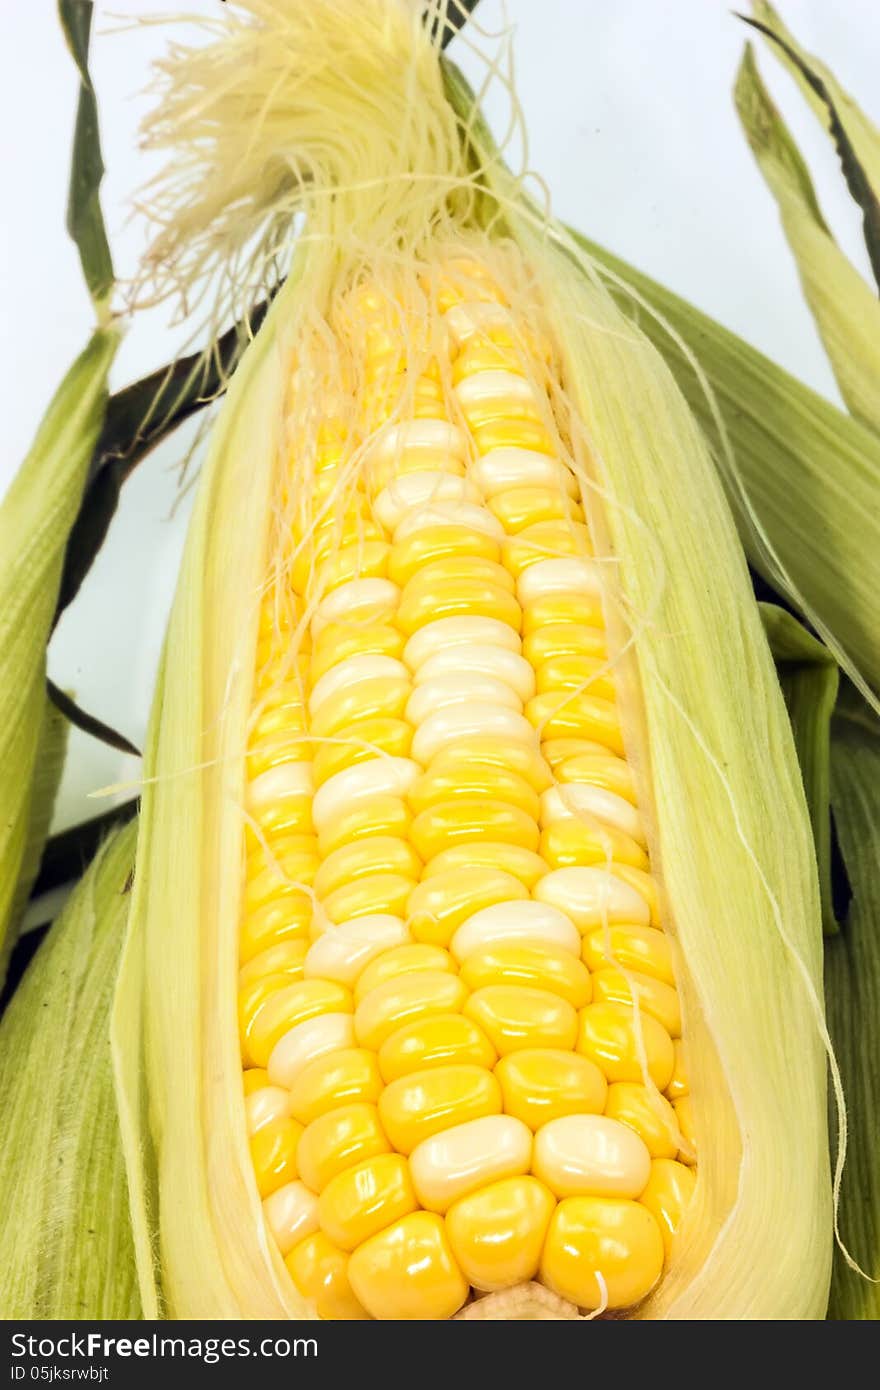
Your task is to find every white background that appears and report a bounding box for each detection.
[1,0,877,835]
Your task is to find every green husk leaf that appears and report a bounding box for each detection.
[734,43,880,435]
[826,686,880,1318]
[8,696,69,939]
[567,230,880,712]
[760,604,839,934]
[743,0,880,290]
[59,0,114,312]
[0,823,141,1319]
[0,329,118,982]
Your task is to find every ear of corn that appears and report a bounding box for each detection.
[0,330,118,981]
[826,688,880,1319]
[115,0,831,1320]
[0,823,140,1319]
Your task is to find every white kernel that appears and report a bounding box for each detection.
[308,655,409,718]
[410,1115,533,1213]
[516,557,601,604]
[534,868,651,929]
[365,420,468,468]
[312,757,420,835]
[450,901,581,963]
[374,472,480,531]
[470,448,578,499]
[444,301,516,346]
[247,762,313,812]
[540,786,646,846]
[412,705,537,766]
[415,645,535,702]
[455,369,539,413]
[393,500,505,542]
[262,1181,320,1256]
[532,1114,651,1199]
[403,616,521,671]
[311,578,399,636]
[304,916,410,986]
[406,673,521,725]
[267,1013,355,1088]
[244,1086,291,1135]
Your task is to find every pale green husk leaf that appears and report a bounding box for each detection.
[0,823,141,1319]
[0,329,118,981]
[573,231,880,712]
[735,44,880,436]
[826,688,880,1320]
[8,696,69,933]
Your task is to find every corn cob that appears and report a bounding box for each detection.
[116,0,832,1321]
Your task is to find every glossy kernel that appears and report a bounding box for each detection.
[540,1196,664,1310]
[347,1211,468,1320]
[445,1176,555,1291]
[495,1048,607,1130]
[377,1064,501,1155]
[460,943,592,1009]
[354,971,469,1051]
[378,1013,497,1082]
[296,1103,390,1193]
[464,985,578,1055]
[577,1003,675,1091]
[288,1048,384,1125]
[639,1159,697,1258]
[285,1232,371,1320]
[318,1153,417,1250]
[249,1117,304,1198]
[604,1083,679,1160]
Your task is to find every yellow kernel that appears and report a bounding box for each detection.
[317,795,412,858]
[312,719,412,788]
[488,486,584,533]
[540,820,649,872]
[310,623,405,685]
[460,944,591,1009]
[388,525,501,587]
[249,1117,303,1198]
[665,1039,690,1100]
[318,1153,418,1251]
[410,800,540,860]
[355,971,469,1051]
[536,654,614,702]
[674,1096,697,1160]
[321,873,416,925]
[242,1067,270,1095]
[604,1083,679,1160]
[445,1176,555,1291]
[246,979,353,1070]
[409,764,540,821]
[351,944,451,1004]
[639,1159,697,1259]
[238,940,309,992]
[495,1048,607,1129]
[407,867,529,947]
[581,925,675,987]
[422,842,548,888]
[288,1049,384,1126]
[591,968,682,1039]
[425,736,552,792]
[239,894,313,964]
[540,1196,664,1310]
[296,1103,390,1193]
[464,986,578,1055]
[521,594,604,636]
[577,1003,675,1091]
[523,623,607,668]
[378,1064,502,1154]
[285,1232,370,1319]
[378,1013,497,1083]
[526,690,624,757]
[555,751,636,804]
[310,676,411,740]
[348,1211,468,1320]
[314,837,422,901]
[502,521,592,577]
[397,579,521,636]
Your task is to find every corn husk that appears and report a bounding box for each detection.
[115,0,831,1320]
[826,688,880,1319]
[0,330,118,980]
[0,823,140,1319]
[572,231,880,714]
